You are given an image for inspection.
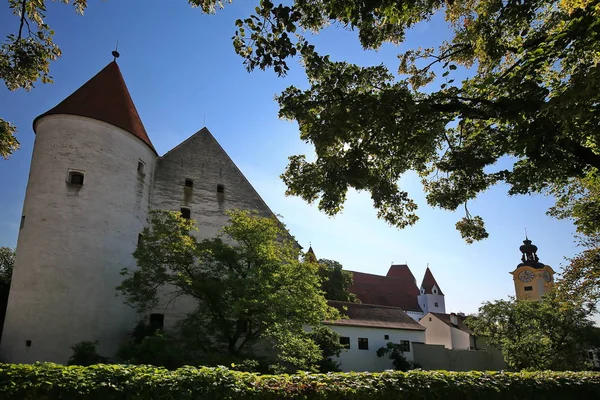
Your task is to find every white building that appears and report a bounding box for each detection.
[418,312,476,350]
[0,60,277,364]
[326,301,426,372]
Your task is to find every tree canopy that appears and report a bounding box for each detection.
[314,258,359,303]
[0,246,15,290]
[466,292,600,371]
[117,209,340,370]
[4,0,600,241]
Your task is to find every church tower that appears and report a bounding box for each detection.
[417,267,446,314]
[0,61,157,363]
[510,237,555,300]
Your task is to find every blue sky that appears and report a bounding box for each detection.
[0,2,581,317]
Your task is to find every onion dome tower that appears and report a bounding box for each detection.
[510,237,555,301]
[0,58,157,363]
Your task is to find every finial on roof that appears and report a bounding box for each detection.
[525,227,528,240]
[112,39,120,62]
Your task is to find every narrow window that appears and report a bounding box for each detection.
[137,160,146,175]
[384,334,389,340]
[217,184,225,193]
[524,286,533,291]
[25,340,32,347]
[358,338,369,350]
[180,207,191,220]
[149,313,164,330]
[137,233,143,246]
[20,215,25,229]
[340,336,350,349]
[185,179,194,188]
[68,171,84,185]
[434,302,439,307]
[433,289,437,294]
[399,340,410,352]
[429,317,432,321]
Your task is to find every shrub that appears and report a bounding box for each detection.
[1,363,600,399]
[67,341,108,366]
[376,342,414,371]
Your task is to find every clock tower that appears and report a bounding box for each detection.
[510,237,555,301]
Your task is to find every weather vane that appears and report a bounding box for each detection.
[112,39,120,62]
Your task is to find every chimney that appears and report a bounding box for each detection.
[450,313,458,326]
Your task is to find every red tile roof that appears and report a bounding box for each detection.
[348,265,422,312]
[420,267,444,295]
[327,301,425,330]
[33,61,156,154]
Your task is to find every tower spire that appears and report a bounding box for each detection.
[112,39,120,62]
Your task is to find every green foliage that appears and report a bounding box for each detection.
[67,341,108,366]
[376,342,414,372]
[117,330,189,370]
[316,259,359,303]
[307,326,343,372]
[466,292,599,371]
[0,247,14,289]
[194,0,600,242]
[3,363,600,399]
[1,0,88,159]
[117,209,339,371]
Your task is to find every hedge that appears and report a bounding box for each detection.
[1,363,600,400]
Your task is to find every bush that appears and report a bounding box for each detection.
[1,363,600,399]
[67,341,108,366]
[376,342,414,371]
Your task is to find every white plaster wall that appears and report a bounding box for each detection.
[419,314,452,349]
[417,290,445,315]
[406,310,424,322]
[327,325,425,372]
[0,115,155,364]
[450,327,471,350]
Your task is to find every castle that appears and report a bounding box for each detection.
[0,59,544,367]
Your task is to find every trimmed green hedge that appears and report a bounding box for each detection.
[1,363,599,399]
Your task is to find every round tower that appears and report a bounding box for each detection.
[0,61,157,363]
[510,237,555,301]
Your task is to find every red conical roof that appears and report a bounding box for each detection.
[421,267,444,295]
[33,61,156,154]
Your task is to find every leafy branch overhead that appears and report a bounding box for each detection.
[214,0,600,242]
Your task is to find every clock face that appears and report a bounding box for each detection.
[543,270,552,283]
[518,270,534,282]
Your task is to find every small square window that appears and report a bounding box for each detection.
[68,171,84,185]
[358,338,369,350]
[137,161,146,175]
[25,340,32,347]
[217,184,225,193]
[149,313,164,330]
[185,179,193,188]
[384,334,389,340]
[434,302,439,307]
[180,208,191,220]
[340,336,350,349]
[399,340,410,352]
[524,286,533,291]
[20,215,25,229]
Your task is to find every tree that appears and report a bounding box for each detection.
[314,258,359,303]
[466,292,600,371]
[0,247,15,289]
[117,209,339,371]
[376,342,415,371]
[226,0,600,242]
[307,325,344,372]
[67,341,108,366]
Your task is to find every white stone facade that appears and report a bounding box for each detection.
[417,285,446,315]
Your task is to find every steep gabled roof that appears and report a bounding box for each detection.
[349,266,421,312]
[327,301,425,331]
[429,313,473,334]
[420,267,444,295]
[33,61,156,154]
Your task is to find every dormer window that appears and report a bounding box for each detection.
[420,289,424,294]
[67,171,84,185]
[433,289,437,294]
